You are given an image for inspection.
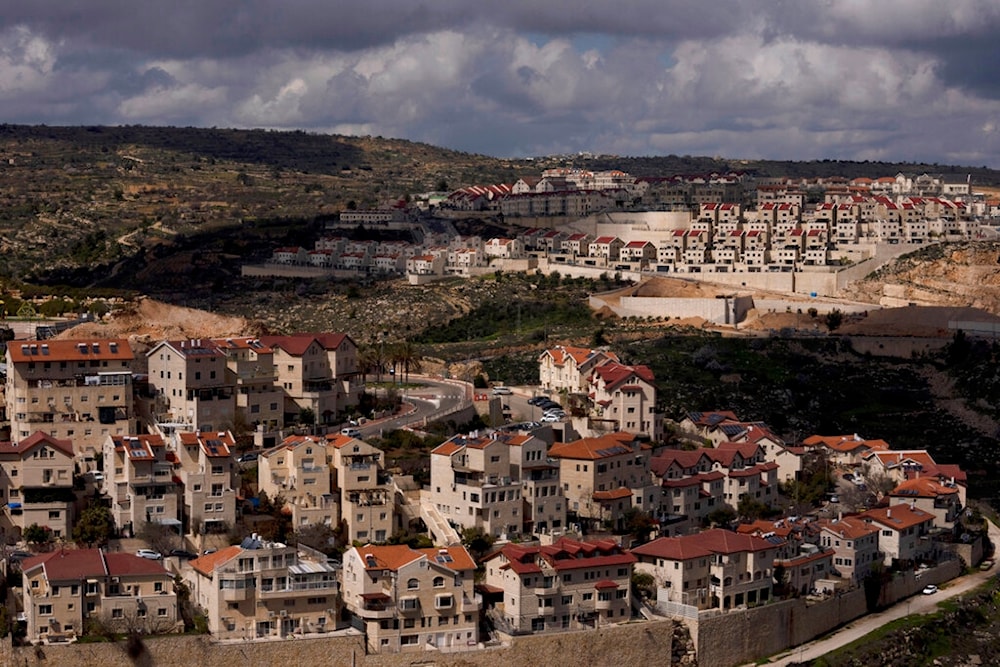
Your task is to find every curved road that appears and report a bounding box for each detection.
[757,518,1000,666]
[358,375,470,437]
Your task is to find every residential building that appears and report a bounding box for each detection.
[631,529,778,610]
[588,362,660,439]
[503,433,566,535]
[548,433,655,532]
[102,433,181,537]
[259,333,362,428]
[0,432,75,543]
[21,548,179,643]
[888,477,962,529]
[859,504,936,567]
[258,434,339,530]
[6,339,136,460]
[185,536,340,639]
[341,544,479,653]
[147,339,234,433]
[816,515,881,586]
[480,537,635,633]
[429,433,523,538]
[537,345,618,393]
[802,433,890,468]
[172,430,239,535]
[213,337,284,434]
[329,433,395,544]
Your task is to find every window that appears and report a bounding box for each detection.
[39,605,53,615]
[435,594,454,609]
[433,576,445,588]
[112,609,124,618]
[407,578,419,590]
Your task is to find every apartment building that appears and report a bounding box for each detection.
[259,333,362,428]
[859,504,936,567]
[816,515,881,586]
[341,544,479,653]
[537,345,618,393]
[328,433,395,545]
[213,337,284,434]
[21,548,179,643]
[258,434,338,529]
[480,537,636,633]
[102,433,180,537]
[185,537,340,639]
[632,529,779,610]
[429,433,523,538]
[504,433,566,535]
[0,432,75,543]
[588,361,660,439]
[548,433,656,532]
[146,339,234,433]
[6,338,136,459]
[172,430,239,535]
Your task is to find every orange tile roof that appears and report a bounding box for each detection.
[8,338,133,363]
[860,504,934,531]
[190,545,242,576]
[0,431,74,458]
[549,433,641,461]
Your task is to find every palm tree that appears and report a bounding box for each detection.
[395,340,422,384]
[358,345,379,384]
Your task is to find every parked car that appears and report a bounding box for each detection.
[541,413,563,423]
[527,396,547,406]
[168,549,198,560]
[202,548,218,555]
[491,386,512,395]
[922,584,938,595]
[341,427,362,438]
[237,452,259,463]
[136,549,162,560]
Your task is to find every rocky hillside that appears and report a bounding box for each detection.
[843,241,1000,314]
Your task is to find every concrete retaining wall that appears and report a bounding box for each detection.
[4,619,677,667]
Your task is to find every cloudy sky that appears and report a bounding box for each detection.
[2,1,1000,166]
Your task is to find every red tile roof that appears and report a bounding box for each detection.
[0,431,74,458]
[259,332,352,356]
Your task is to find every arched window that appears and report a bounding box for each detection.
[433,576,445,588]
[407,578,419,590]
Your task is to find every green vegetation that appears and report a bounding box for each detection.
[72,503,116,547]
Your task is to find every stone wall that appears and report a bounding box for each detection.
[695,560,963,667]
[5,620,678,667]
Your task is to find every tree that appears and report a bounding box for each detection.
[24,524,53,547]
[704,507,736,528]
[621,507,656,543]
[737,495,769,522]
[73,503,115,547]
[461,527,494,559]
[825,309,843,331]
[298,407,315,425]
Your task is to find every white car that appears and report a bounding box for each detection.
[922,584,938,595]
[491,386,512,395]
[541,413,562,423]
[340,427,362,438]
[136,549,162,560]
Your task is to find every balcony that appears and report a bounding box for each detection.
[460,593,482,613]
[533,578,558,595]
[359,593,395,618]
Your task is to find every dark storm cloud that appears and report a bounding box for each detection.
[1,1,999,166]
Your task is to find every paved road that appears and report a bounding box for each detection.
[359,376,469,437]
[757,519,1000,666]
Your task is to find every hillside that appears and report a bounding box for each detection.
[2,124,1000,297]
[843,241,1000,314]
